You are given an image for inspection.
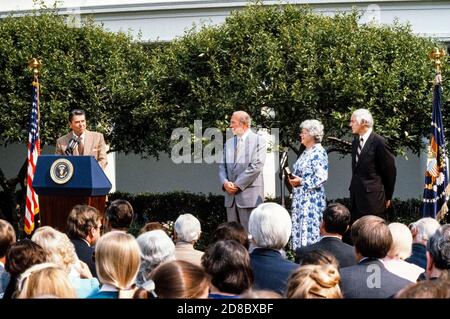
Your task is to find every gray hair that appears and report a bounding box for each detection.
[248,203,292,250]
[174,214,201,243]
[136,230,176,286]
[427,224,450,270]
[352,109,373,128]
[233,111,252,127]
[300,119,324,143]
[410,217,440,244]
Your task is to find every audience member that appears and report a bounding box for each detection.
[295,203,355,268]
[3,240,47,299]
[240,289,283,298]
[139,222,165,235]
[66,205,102,277]
[31,226,100,298]
[406,217,440,269]
[173,214,204,267]
[202,240,253,298]
[248,203,298,295]
[425,224,450,280]
[104,199,134,233]
[382,222,424,282]
[146,260,210,299]
[300,249,339,269]
[395,278,450,298]
[135,229,176,286]
[88,231,141,298]
[339,215,412,298]
[16,263,76,299]
[286,264,342,299]
[211,221,250,250]
[0,219,16,297]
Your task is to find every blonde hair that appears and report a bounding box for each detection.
[286,264,342,299]
[388,222,413,260]
[95,231,141,290]
[31,226,78,273]
[16,263,76,298]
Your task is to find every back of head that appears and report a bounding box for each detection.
[5,239,48,276]
[202,240,253,294]
[16,263,76,299]
[212,221,249,250]
[95,231,141,289]
[351,215,392,259]
[300,249,340,269]
[66,205,100,239]
[410,217,440,244]
[387,222,413,260]
[249,203,291,250]
[31,226,78,273]
[174,213,201,243]
[240,289,283,299]
[136,229,176,285]
[105,199,134,231]
[322,203,351,236]
[139,222,164,235]
[0,219,16,258]
[151,260,210,298]
[427,224,450,270]
[396,279,450,298]
[286,264,342,299]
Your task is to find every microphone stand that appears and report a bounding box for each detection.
[280,150,288,208]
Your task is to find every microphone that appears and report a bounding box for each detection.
[65,136,79,155]
[280,147,289,169]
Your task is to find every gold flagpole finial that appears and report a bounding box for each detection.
[429,48,446,74]
[28,58,41,76]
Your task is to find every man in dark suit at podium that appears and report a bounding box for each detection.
[55,109,108,169]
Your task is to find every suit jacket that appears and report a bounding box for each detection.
[405,243,427,270]
[174,242,204,267]
[0,264,10,298]
[55,130,108,169]
[250,248,299,295]
[349,132,396,218]
[219,130,266,208]
[71,238,97,278]
[340,258,412,298]
[295,236,357,268]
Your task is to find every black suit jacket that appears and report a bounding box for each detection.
[340,258,412,298]
[295,236,357,268]
[71,238,97,278]
[349,132,396,219]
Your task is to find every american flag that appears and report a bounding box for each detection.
[24,79,41,235]
[422,83,449,221]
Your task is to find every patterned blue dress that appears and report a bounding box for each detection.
[291,143,328,250]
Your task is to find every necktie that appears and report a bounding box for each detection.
[234,136,243,162]
[356,137,363,163]
[77,137,84,155]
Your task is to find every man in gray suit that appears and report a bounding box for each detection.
[219,111,266,231]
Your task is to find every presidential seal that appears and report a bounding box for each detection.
[50,158,74,184]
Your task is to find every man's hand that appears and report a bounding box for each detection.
[224,181,239,194]
[385,200,391,209]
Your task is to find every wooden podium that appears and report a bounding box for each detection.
[33,155,112,233]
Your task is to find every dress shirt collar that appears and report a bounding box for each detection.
[359,128,372,148]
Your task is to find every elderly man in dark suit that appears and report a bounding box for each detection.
[340,215,412,298]
[249,203,298,295]
[349,109,396,221]
[295,203,355,268]
[55,109,108,169]
[219,110,266,231]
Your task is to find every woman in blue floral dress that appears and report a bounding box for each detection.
[288,119,328,250]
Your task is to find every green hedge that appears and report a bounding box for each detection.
[108,191,424,250]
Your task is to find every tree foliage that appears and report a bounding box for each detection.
[146,3,449,156]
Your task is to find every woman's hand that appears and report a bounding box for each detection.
[288,175,301,187]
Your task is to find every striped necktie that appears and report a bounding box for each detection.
[234,136,243,162]
[77,137,84,155]
[356,137,363,163]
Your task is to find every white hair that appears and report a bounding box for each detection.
[410,217,440,244]
[352,109,373,128]
[300,119,324,142]
[388,223,413,260]
[248,203,292,250]
[174,213,202,243]
[136,230,176,286]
